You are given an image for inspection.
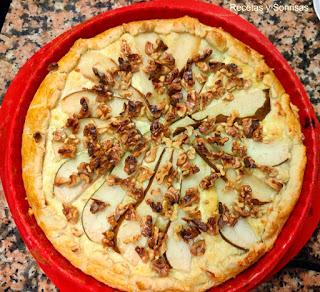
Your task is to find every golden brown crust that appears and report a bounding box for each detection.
[22,16,306,291]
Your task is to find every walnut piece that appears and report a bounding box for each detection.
[90,199,109,214]
[190,240,206,256]
[62,204,79,224]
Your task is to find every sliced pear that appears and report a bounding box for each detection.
[199,188,218,222]
[215,178,237,208]
[134,32,159,62]
[169,116,197,136]
[166,221,192,272]
[192,88,266,121]
[136,149,173,219]
[81,181,127,242]
[77,51,118,80]
[159,33,201,70]
[220,218,259,251]
[131,71,169,107]
[116,220,147,266]
[246,139,290,166]
[61,90,99,116]
[181,152,211,195]
[241,175,275,202]
[54,152,90,203]
[61,70,95,98]
[61,90,129,119]
[99,33,137,63]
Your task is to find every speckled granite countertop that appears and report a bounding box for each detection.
[0,0,319,291]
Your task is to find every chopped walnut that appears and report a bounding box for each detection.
[145,146,158,163]
[107,215,118,229]
[62,204,79,224]
[183,218,208,232]
[146,199,163,213]
[124,205,137,221]
[242,118,261,139]
[207,134,229,146]
[52,128,66,142]
[65,115,80,134]
[102,230,115,248]
[137,166,154,183]
[265,178,283,192]
[78,97,90,118]
[190,240,206,256]
[96,103,112,120]
[164,187,180,205]
[150,120,165,140]
[208,61,225,73]
[121,100,143,118]
[199,118,216,134]
[180,161,200,177]
[218,202,238,228]
[124,155,137,175]
[199,172,220,189]
[186,91,200,114]
[180,187,200,208]
[135,246,149,263]
[58,143,77,158]
[207,216,219,235]
[90,199,109,214]
[156,162,172,184]
[243,156,257,168]
[141,215,153,238]
[84,123,97,142]
[179,225,200,242]
[176,152,188,167]
[232,141,247,157]
[151,255,171,277]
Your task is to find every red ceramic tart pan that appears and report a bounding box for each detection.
[0,1,319,291]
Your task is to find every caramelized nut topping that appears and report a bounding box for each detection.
[180,187,200,208]
[190,240,206,256]
[141,215,153,238]
[135,246,149,262]
[90,199,109,214]
[62,204,79,224]
[124,155,137,175]
[151,255,171,277]
[199,172,220,189]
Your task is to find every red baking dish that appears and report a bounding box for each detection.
[0,0,319,291]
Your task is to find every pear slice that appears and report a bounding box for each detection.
[53,152,90,203]
[180,151,211,196]
[215,178,237,208]
[192,88,267,121]
[116,220,147,266]
[166,221,192,272]
[62,71,95,98]
[136,148,173,220]
[81,181,127,242]
[61,90,99,117]
[246,139,290,166]
[220,218,259,251]
[159,32,201,70]
[241,175,275,202]
[61,90,129,118]
[131,71,169,108]
[169,116,198,136]
[77,51,118,81]
[199,188,218,222]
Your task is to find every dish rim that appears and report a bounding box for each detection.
[0,0,319,291]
